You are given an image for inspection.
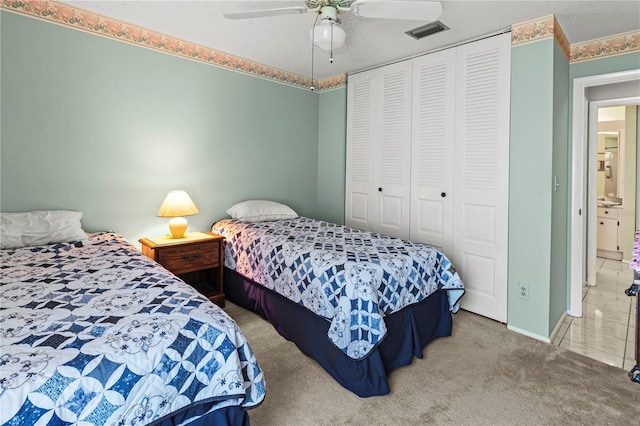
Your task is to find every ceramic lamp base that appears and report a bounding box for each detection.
[168,216,188,238]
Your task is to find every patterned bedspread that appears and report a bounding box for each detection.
[0,233,265,425]
[212,217,464,360]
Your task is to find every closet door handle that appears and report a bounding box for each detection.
[378,187,383,192]
[441,192,446,198]
[600,222,604,225]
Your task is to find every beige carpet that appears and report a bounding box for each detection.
[226,302,640,425]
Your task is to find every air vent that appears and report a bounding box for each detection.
[406,21,449,40]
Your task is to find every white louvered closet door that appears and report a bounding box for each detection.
[377,61,412,239]
[346,61,412,239]
[453,33,511,322]
[346,73,375,232]
[410,48,456,255]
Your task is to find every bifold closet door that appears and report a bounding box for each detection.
[410,48,456,255]
[345,61,412,239]
[345,73,375,232]
[453,33,511,323]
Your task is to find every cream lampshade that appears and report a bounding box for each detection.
[158,190,199,238]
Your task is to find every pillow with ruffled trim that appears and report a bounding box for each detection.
[1,210,88,249]
[226,200,298,222]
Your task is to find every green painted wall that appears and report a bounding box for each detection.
[509,41,639,340]
[549,42,570,334]
[570,53,640,81]
[1,11,320,245]
[508,39,555,338]
[317,88,347,224]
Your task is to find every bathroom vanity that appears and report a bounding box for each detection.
[596,204,624,260]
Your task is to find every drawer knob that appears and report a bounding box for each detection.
[182,253,201,261]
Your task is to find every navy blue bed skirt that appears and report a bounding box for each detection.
[224,267,453,397]
[151,404,249,426]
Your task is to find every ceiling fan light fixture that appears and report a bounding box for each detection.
[311,18,346,51]
[405,20,449,40]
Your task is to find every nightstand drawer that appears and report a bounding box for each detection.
[158,242,218,274]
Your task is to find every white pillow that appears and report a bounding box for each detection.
[226,200,298,222]
[1,210,88,249]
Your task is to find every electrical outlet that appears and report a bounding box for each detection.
[518,283,529,300]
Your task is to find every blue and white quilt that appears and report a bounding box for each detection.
[212,217,465,360]
[0,233,265,425]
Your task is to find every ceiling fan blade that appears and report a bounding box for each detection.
[224,6,308,20]
[349,0,442,22]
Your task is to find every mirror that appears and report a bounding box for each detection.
[597,132,621,200]
[596,106,625,206]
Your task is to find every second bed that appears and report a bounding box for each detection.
[212,214,464,397]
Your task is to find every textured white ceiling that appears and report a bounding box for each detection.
[65,1,640,79]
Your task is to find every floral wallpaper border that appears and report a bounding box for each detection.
[0,0,345,91]
[570,31,640,63]
[2,0,637,89]
[511,15,570,60]
[511,14,639,63]
[553,17,570,62]
[511,15,556,46]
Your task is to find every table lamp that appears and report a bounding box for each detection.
[158,190,199,238]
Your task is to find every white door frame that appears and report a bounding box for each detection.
[570,69,640,317]
[586,97,638,286]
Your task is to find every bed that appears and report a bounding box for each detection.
[0,220,265,425]
[211,202,464,397]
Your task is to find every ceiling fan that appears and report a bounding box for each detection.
[224,0,443,51]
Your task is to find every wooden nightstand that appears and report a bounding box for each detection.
[139,231,225,307]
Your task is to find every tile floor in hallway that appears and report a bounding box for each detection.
[553,257,637,371]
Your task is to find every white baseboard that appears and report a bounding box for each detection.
[507,324,551,343]
[597,249,623,261]
[549,311,568,342]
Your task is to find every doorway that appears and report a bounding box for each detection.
[570,69,640,318]
[594,105,637,262]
